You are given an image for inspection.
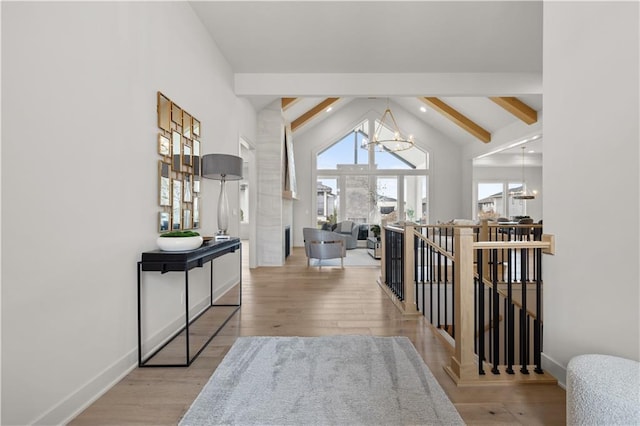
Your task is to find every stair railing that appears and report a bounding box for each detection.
[380,221,555,385]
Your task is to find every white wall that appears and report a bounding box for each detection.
[291,98,463,247]
[542,1,639,382]
[1,2,256,424]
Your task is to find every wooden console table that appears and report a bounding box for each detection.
[137,238,241,367]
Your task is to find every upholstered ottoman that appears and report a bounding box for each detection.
[567,354,640,425]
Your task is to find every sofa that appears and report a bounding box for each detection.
[332,220,360,249]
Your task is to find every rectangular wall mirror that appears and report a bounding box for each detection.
[157,93,171,132]
[172,179,182,230]
[159,212,170,232]
[159,160,171,206]
[183,112,192,139]
[172,130,181,171]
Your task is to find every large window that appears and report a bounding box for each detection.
[317,178,338,225]
[476,181,526,220]
[316,119,429,227]
[317,122,369,169]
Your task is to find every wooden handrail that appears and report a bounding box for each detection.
[413,230,455,261]
[474,241,550,250]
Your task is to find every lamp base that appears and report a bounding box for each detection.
[215,234,232,241]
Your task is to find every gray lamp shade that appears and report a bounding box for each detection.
[201,154,243,181]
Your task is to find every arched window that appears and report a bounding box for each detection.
[316,119,429,228]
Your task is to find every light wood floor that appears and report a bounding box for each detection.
[71,246,565,425]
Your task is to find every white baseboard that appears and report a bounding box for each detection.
[37,278,240,425]
[541,352,567,389]
[33,349,138,425]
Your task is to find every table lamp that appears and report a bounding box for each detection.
[201,153,243,240]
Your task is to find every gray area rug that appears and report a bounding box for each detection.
[179,335,464,425]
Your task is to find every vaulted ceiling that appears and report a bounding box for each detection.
[189,1,543,157]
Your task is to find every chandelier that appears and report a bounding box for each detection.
[363,101,415,152]
[512,146,536,200]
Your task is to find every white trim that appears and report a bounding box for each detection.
[35,349,137,425]
[541,352,567,389]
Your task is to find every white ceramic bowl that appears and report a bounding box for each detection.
[156,236,203,251]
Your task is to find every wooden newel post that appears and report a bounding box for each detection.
[403,223,417,313]
[479,219,489,242]
[445,227,477,384]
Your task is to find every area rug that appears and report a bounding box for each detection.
[179,335,464,425]
[309,248,380,267]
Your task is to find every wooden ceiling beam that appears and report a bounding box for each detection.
[490,97,537,124]
[419,97,492,143]
[281,98,298,111]
[291,98,339,132]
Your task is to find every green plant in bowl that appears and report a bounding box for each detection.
[159,230,200,238]
[157,231,203,251]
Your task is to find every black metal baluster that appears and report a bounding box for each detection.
[390,230,395,296]
[506,248,515,374]
[477,250,485,375]
[520,248,529,374]
[503,298,508,370]
[414,235,419,309]
[421,237,426,316]
[185,270,190,364]
[492,249,500,374]
[437,251,442,329]
[474,274,478,354]
[396,231,400,297]
[399,232,404,301]
[451,252,456,338]
[444,255,449,335]
[429,246,434,325]
[534,247,543,374]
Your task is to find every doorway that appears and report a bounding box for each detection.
[240,137,257,268]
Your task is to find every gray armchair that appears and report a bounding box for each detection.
[303,228,347,268]
[332,220,359,249]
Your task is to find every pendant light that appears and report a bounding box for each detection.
[363,99,415,152]
[513,146,535,200]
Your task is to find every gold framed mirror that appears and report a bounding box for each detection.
[158,134,170,157]
[193,197,200,228]
[183,209,192,229]
[157,92,201,233]
[157,92,171,132]
[171,103,182,125]
[183,111,192,139]
[183,141,192,167]
[193,118,200,137]
[159,160,171,206]
[183,174,192,202]
[192,140,200,175]
[172,179,182,230]
[171,130,182,171]
[159,211,170,232]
